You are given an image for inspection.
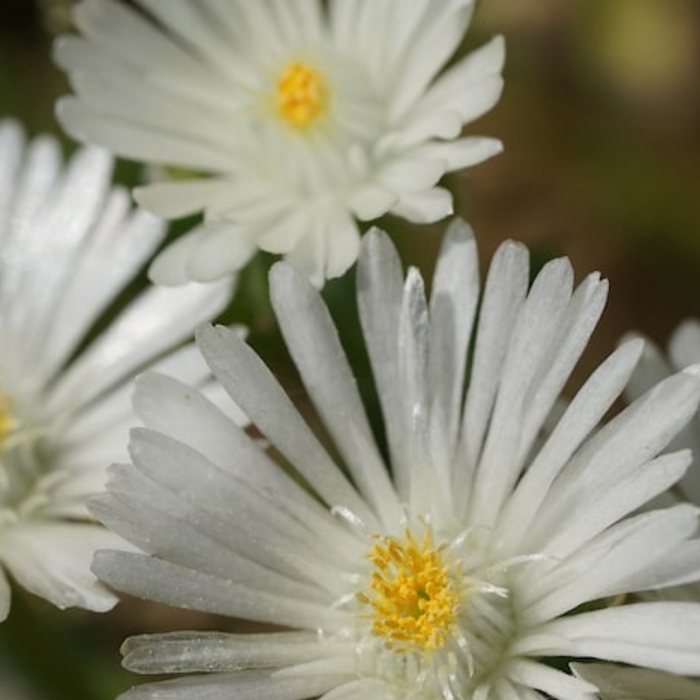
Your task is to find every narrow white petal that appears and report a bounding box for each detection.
[389,186,454,223]
[458,240,529,508]
[47,279,231,413]
[530,369,700,554]
[670,318,700,369]
[91,492,328,604]
[522,504,700,623]
[121,630,352,675]
[497,339,644,552]
[196,325,377,528]
[508,660,598,700]
[470,257,576,526]
[356,229,405,479]
[134,180,236,219]
[119,668,349,700]
[398,267,432,508]
[1,524,118,612]
[428,219,479,449]
[57,98,234,171]
[540,603,700,675]
[124,429,359,587]
[270,263,401,528]
[186,221,257,281]
[93,551,349,632]
[320,678,400,700]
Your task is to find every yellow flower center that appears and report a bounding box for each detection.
[276,62,325,128]
[358,527,460,653]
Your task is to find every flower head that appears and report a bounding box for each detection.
[622,320,700,605]
[92,221,700,700]
[0,119,232,620]
[54,0,504,287]
[625,319,700,506]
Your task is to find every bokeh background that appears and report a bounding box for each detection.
[1,1,699,698]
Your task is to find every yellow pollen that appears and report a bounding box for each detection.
[359,528,459,653]
[276,62,325,128]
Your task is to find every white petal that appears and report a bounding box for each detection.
[497,339,644,552]
[121,630,352,675]
[270,263,401,528]
[508,660,598,700]
[46,278,232,413]
[670,318,700,369]
[530,369,700,555]
[1,523,118,612]
[120,668,349,700]
[93,550,349,632]
[196,325,377,528]
[428,219,479,450]
[522,503,700,623]
[134,180,236,219]
[389,186,454,223]
[186,222,257,281]
[356,229,405,480]
[457,240,529,506]
[540,602,700,676]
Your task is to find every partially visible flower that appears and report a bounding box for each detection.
[0,119,233,620]
[624,319,700,506]
[622,320,700,604]
[573,664,700,700]
[92,220,700,700]
[54,0,504,287]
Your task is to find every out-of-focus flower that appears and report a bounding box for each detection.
[91,220,700,700]
[573,663,700,700]
[0,119,232,620]
[54,1,504,287]
[625,320,700,506]
[622,320,700,604]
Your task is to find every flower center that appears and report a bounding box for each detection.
[358,527,460,653]
[276,62,325,128]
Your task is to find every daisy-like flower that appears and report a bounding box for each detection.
[92,221,700,700]
[0,119,232,620]
[54,0,504,287]
[621,321,700,606]
[624,320,700,508]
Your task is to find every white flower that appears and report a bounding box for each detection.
[625,320,700,507]
[572,664,700,700]
[54,0,504,287]
[92,221,700,700]
[0,119,232,620]
[622,320,700,604]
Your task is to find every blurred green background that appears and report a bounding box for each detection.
[1,1,700,698]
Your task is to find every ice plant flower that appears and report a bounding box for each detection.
[92,221,700,700]
[0,119,232,620]
[622,320,700,604]
[54,0,505,287]
[624,320,700,507]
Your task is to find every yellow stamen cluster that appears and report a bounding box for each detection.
[276,62,325,128]
[358,528,459,653]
